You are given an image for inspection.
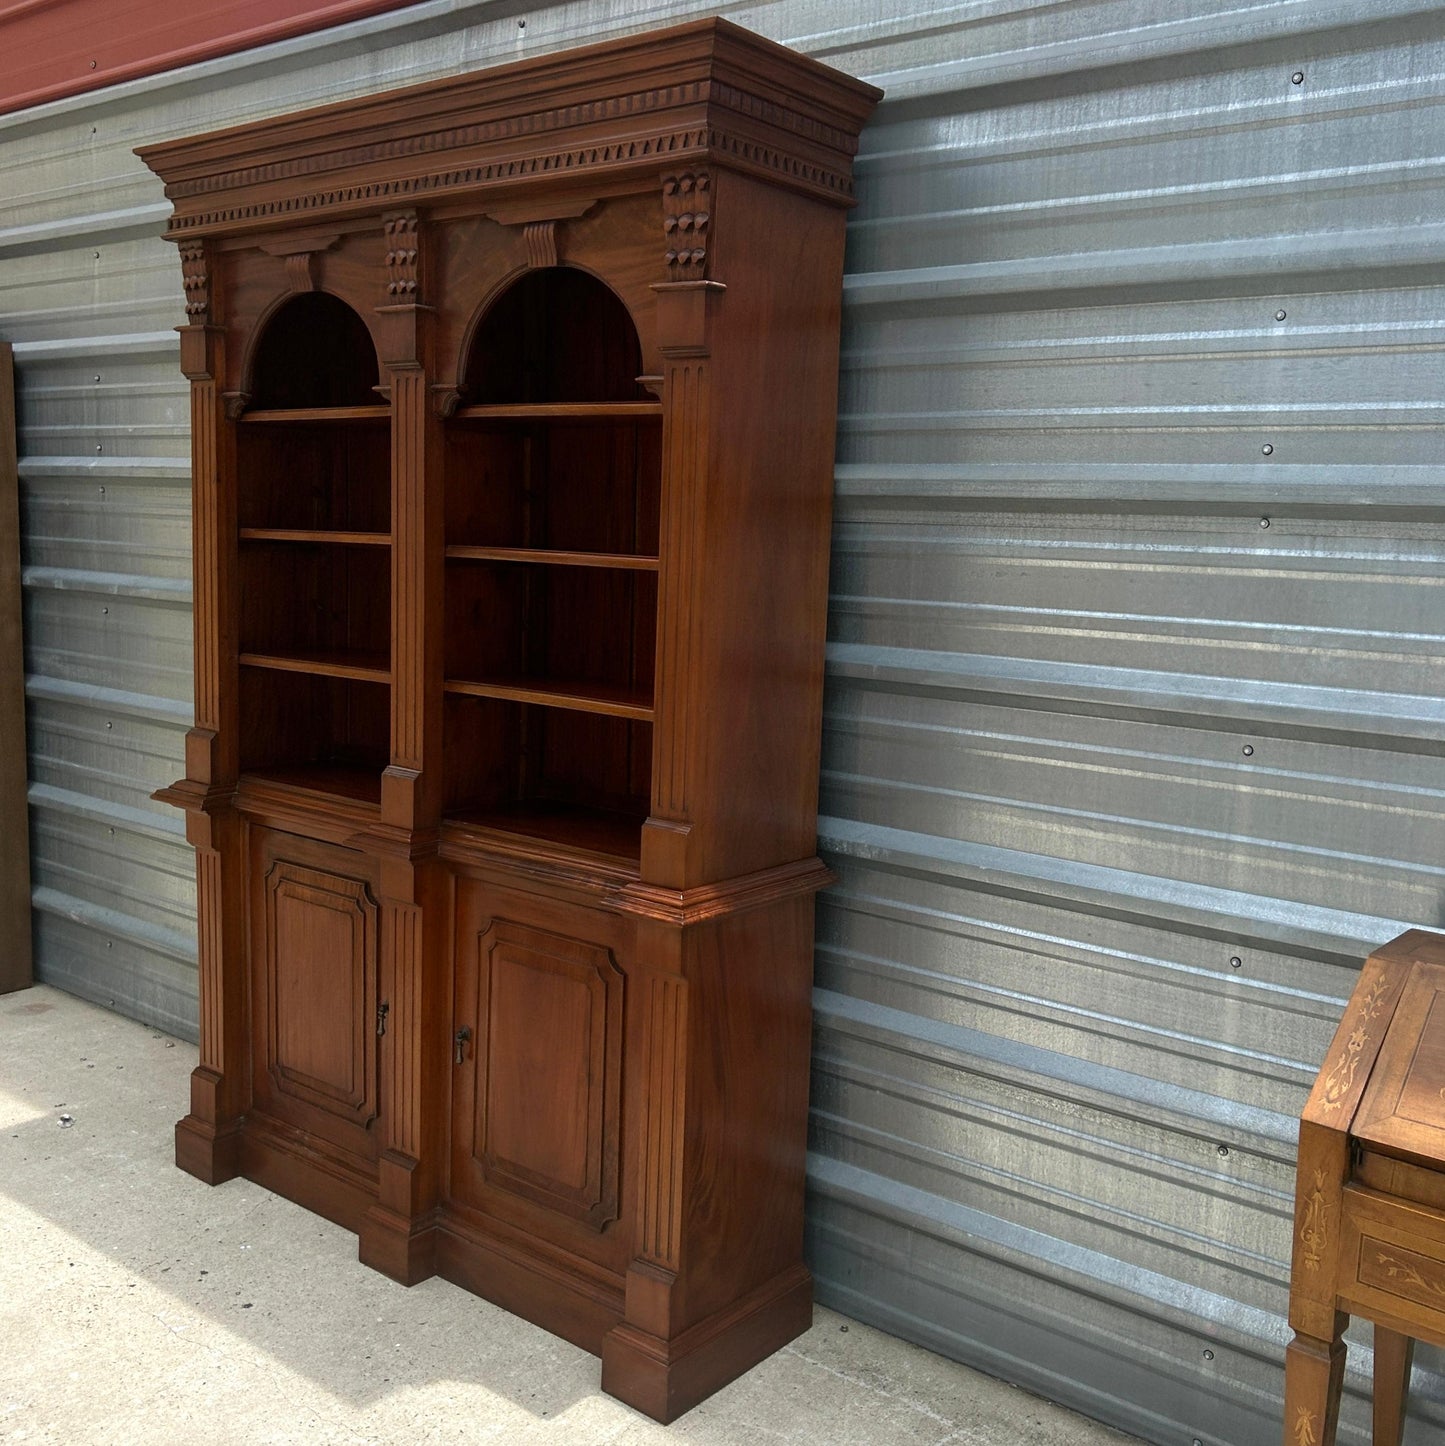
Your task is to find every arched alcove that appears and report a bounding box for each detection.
[247,290,380,410]
[462,266,647,405]
[235,289,391,797]
[442,265,661,843]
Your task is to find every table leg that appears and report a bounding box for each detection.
[1283,1324,1347,1446]
[1372,1325,1414,1446]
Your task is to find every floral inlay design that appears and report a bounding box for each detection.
[1376,1250,1445,1300]
[1293,1406,1319,1446]
[1299,1169,1329,1272]
[1319,971,1391,1112]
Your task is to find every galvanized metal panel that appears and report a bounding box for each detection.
[2,3,1442,1442]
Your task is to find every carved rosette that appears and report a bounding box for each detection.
[662,172,709,279]
[384,212,420,301]
[180,240,210,324]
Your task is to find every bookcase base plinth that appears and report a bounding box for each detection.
[601,1264,814,1425]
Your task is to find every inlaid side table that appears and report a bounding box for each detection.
[1285,928,1445,1445]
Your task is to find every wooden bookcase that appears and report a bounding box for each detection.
[140,19,878,1421]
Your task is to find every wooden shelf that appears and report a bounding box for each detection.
[240,406,390,424]
[444,800,644,862]
[241,528,391,546]
[452,402,661,421]
[238,765,383,806]
[240,648,391,684]
[444,675,653,721]
[444,546,658,571]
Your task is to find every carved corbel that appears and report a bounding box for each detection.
[221,392,251,421]
[432,384,464,418]
[179,240,211,325]
[523,221,557,270]
[485,197,597,270]
[383,212,421,302]
[662,172,709,279]
[285,252,317,292]
[258,232,340,293]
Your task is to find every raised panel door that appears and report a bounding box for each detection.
[449,888,626,1246]
[249,827,381,1163]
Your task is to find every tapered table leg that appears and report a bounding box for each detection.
[1283,1327,1346,1446]
[1372,1325,1414,1446]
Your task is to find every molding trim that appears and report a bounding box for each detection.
[610,856,835,925]
[137,20,880,239]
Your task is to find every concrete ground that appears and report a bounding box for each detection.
[0,985,1140,1446]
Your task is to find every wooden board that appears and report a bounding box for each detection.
[0,343,31,994]
[1353,959,1445,1168]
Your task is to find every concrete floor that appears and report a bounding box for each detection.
[0,985,1140,1446]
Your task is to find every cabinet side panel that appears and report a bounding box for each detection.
[680,894,816,1327]
[688,173,849,881]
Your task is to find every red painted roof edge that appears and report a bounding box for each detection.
[0,0,420,120]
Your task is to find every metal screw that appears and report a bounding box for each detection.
[105,720,112,729]
[1259,517,1271,529]
[1291,71,1304,85]
[1230,956,1243,969]
[1203,1349,1215,1361]
[518,17,526,26]
[1218,1145,1230,1158]
[94,374,101,383]
[1194,1439,1204,1446]
[1275,310,1287,321]
[100,607,108,616]
[1242,745,1254,757]
[89,60,97,70]
[98,486,105,495]
[95,444,103,454]
[1261,443,1273,455]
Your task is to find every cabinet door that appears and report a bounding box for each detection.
[449,883,626,1249]
[249,828,381,1163]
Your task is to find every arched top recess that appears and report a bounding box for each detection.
[459,266,650,407]
[244,291,382,410]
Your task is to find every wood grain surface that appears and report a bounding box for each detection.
[0,343,31,994]
[143,18,878,1423]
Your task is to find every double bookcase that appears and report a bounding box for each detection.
[234,271,660,850]
[141,19,877,1421]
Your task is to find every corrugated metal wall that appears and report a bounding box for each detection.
[3,3,1443,1441]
